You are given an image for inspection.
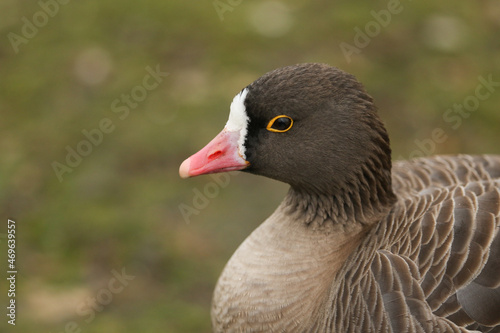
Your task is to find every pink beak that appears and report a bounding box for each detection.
[179,129,249,178]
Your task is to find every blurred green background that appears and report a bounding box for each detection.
[1,0,499,332]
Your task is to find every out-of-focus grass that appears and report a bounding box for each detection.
[0,0,499,332]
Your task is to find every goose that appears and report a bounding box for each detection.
[179,63,500,332]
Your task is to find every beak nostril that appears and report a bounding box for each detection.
[208,150,223,161]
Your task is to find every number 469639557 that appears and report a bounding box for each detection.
[7,219,16,269]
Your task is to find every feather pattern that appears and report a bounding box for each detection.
[323,155,500,332]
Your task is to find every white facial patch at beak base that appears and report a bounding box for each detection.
[178,88,251,179]
[225,88,250,159]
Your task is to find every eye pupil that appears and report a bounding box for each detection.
[267,116,293,132]
[272,117,291,130]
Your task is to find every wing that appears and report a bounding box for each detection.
[328,155,500,333]
[387,182,500,331]
[391,155,500,197]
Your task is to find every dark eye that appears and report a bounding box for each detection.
[266,115,293,133]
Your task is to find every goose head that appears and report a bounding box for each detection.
[180,63,396,221]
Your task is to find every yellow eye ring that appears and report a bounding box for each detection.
[266,115,293,133]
